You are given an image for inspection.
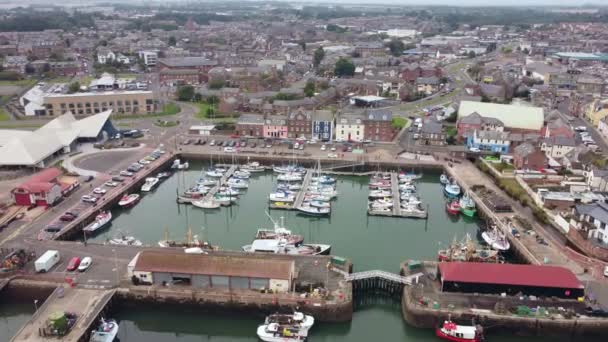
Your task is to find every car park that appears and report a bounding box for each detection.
[66,257,81,272]
[93,187,106,195]
[78,257,92,272]
[81,195,98,203]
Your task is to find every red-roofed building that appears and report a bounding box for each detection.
[438,262,584,299]
[11,168,62,207]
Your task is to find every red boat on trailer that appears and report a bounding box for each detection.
[436,320,484,342]
[446,201,461,215]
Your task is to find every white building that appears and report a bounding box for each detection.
[139,50,158,67]
[335,116,365,142]
[97,50,116,64]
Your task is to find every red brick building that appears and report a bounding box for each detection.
[11,168,63,207]
[159,69,200,85]
[236,114,264,137]
[513,143,547,170]
[287,110,312,139]
[157,57,218,85]
[363,109,396,142]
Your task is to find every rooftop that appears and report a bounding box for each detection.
[458,101,543,131]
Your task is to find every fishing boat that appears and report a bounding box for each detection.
[369,190,392,198]
[255,214,304,246]
[241,161,265,173]
[309,200,331,209]
[141,177,159,192]
[443,183,461,198]
[400,203,428,218]
[243,239,331,255]
[297,205,330,217]
[277,173,303,182]
[436,320,484,342]
[118,194,140,207]
[446,201,461,215]
[264,312,314,333]
[459,193,477,217]
[156,172,172,179]
[158,226,219,251]
[438,235,499,263]
[440,173,449,185]
[83,211,112,233]
[107,233,142,246]
[192,199,221,209]
[89,318,119,342]
[269,192,295,202]
[256,322,307,342]
[481,226,510,251]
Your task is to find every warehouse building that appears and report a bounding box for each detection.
[438,262,584,299]
[130,250,295,293]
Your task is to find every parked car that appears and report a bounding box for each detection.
[209,140,216,146]
[78,257,92,272]
[200,140,207,145]
[330,146,336,152]
[575,126,587,132]
[83,175,94,183]
[605,265,608,277]
[81,195,98,203]
[182,139,191,145]
[299,144,304,150]
[139,159,151,165]
[347,146,353,152]
[328,153,338,158]
[120,171,134,177]
[469,147,481,153]
[250,142,256,148]
[66,257,81,272]
[59,213,77,222]
[224,147,235,153]
[111,176,125,183]
[240,141,247,148]
[104,181,119,187]
[320,145,327,151]
[93,187,106,195]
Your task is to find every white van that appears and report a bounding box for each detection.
[35,250,60,273]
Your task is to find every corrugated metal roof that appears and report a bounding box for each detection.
[438,262,583,289]
[133,250,293,280]
[458,101,543,131]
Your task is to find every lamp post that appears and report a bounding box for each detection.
[34,299,39,312]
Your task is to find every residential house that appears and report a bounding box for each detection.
[263,116,288,139]
[573,202,608,245]
[541,136,576,159]
[458,101,543,134]
[523,61,562,83]
[355,43,386,58]
[97,48,116,64]
[363,109,395,142]
[3,56,28,74]
[236,114,264,137]
[419,121,446,146]
[456,111,504,137]
[466,130,511,153]
[577,76,604,96]
[586,168,608,192]
[513,142,547,170]
[542,111,575,139]
[480,83,506,102]
[335,115,365,142]
[598,116,608,139]
[287,110,312,139]
[585,99,608,127]
[311,110,334,142]
[415,77,440,95]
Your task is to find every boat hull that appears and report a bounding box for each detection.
[460,207,477,217]
[436,328,481,342]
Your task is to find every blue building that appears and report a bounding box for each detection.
[466,130,511,153]
[311,110,334,142]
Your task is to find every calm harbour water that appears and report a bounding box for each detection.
[0,162,581,341]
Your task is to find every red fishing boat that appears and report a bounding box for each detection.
[436,320,484,342]
[446,201,461,215]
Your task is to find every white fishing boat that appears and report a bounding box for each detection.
[309,200,331,209]
[277,173,303,182]
[83,211,112,233]
[481,226,510,251]
[297,205,330,217]
[369,190,392,198]
[256,322,307,342]
[241,161,265,173]
[264,312,314,333]
[108,234,142,246]
[269,192,295,202]
[440,173,449,185]
[192,199,221,209]
[243,238,331,255]
[118,194,140,207]
[256,214,304,246]
[444,183,461,198]
[89,318,119,342]
[141,177,159,192]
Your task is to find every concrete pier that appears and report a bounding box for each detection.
[11,287,115,342]
[294,170,312,209]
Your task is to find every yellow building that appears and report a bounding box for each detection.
[43,91,156,116]
[585,99,608,127]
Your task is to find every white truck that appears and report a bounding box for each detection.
[34,250,60,273]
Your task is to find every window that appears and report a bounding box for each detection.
[85,102,91,108]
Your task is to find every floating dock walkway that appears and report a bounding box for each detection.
[203,165,237,200]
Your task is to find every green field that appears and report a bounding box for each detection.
[0,79,37,87]
[0,109,10,121]
[391,117,409,129]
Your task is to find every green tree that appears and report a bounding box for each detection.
[168,36,177,46]
[299,41,306,51]
[208,79,225,90]
[176,85,195,101]
[467,50,476,59]
[334,58,355,77]
[304,80,315,97]
[206,95,219,105]
[386,39,405,57]
[68,81,80,94]
[313,47,325,68]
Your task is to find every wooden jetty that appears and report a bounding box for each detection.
[293,170,313,210]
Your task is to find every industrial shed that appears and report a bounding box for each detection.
[438,262,584,299]
[131,250,295,293]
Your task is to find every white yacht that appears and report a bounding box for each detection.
[141,177,159,192]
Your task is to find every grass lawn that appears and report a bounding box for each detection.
[0,108,10,121]
[391,117,409,129]
[0,79,37,87]
[446,126,457,137]
[112,103,181,120]
[195,102,214,120]
[0,122,43,129]
[493,162,515,172]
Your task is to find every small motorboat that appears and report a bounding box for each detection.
[141,177,159,192]
[217,187,240,196]
[108,234,142,246]
[436,320,484,342]
[118,194,140,207]
[400,203,428,218]
[277,173,303,182]
[305,194,331,202]
[459,193,477,217]
[440,173,449,185]
[172,159,189,170]
[311,175,335,184]
[277,183,302,191]
[369,206,391,214]
[444,183,461,198]
[241,161,265,173]
[89,318,119,342]
[369,190,392,198]
[273,165,305,174]
[227,179,249,189]
[309,200,331,209]
[401,195,421,206]
[399,183,417,191]
[297,205,330,217]
[256,322,307,342]
[184,185,209,196]
[83,211,112,233]
[269,192,295,202]
[206,170,224,177]
[446,201,461,215]
[369,181,391,189]
[214,195,238,206]
[156,172,172,179]
[399,171,423,180]
[265,312,314,333]
[482,226,510,251]
[192,199,221,209]
[233,170,251,179]
[197,178,217,187]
